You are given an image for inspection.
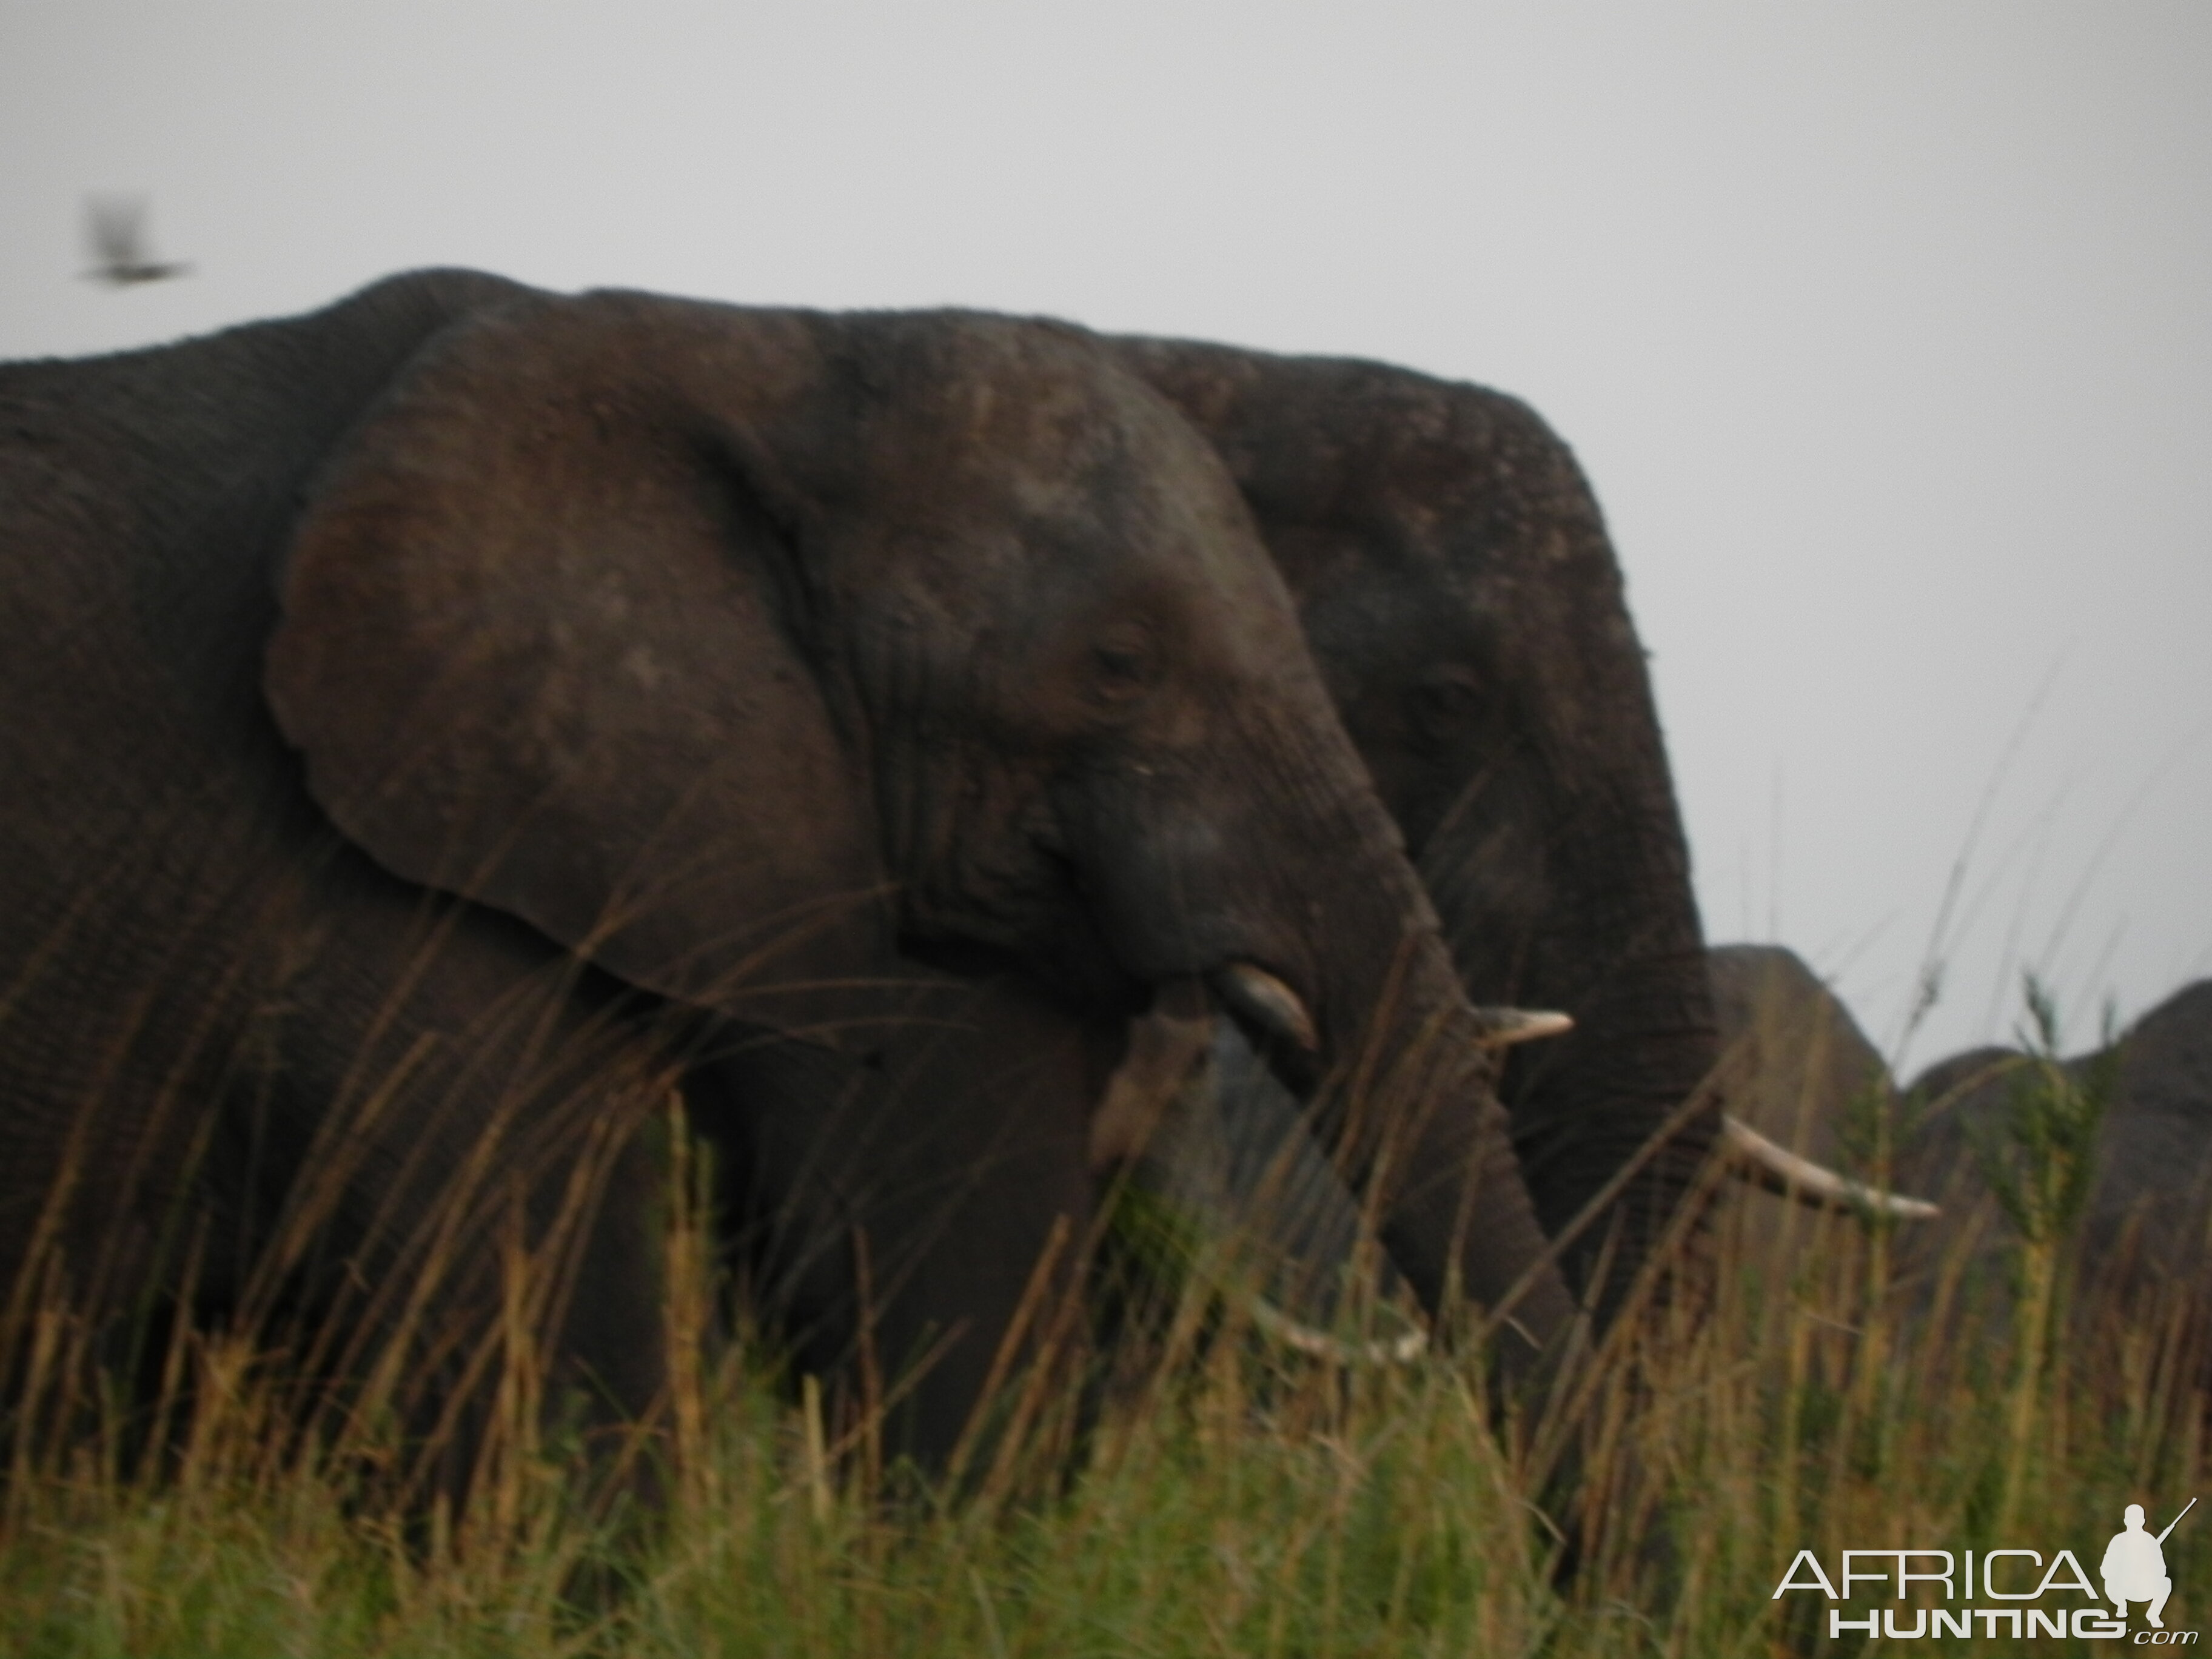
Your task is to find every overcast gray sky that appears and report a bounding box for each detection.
[4,2,2206,1071]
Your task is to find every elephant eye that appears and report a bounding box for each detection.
[1415,665,1484,722]
[1089,626,1158,703]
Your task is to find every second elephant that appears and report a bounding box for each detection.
[1103,341,1724,1315]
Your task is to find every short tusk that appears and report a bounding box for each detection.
[1720,1113,1940,1221]
[1471,1006,1574,1047]
[1212,962,1319,1055]
[1245,1296,1429,1367]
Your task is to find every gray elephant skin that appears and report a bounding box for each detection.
[1706,943,1893,1177]
[1902,979,2212,1318]
[1691,946,2212,1331]
[1096,341,1721,1321]
[1695,943,1905,1275]
[0,271,1578,1482]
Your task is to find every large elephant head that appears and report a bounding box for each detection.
[1114,341,1724,1307]
[266,293,1506,1127]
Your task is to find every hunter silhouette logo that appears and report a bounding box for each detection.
[2106,1501,2194,1631]
[1774,1500,2198,1642]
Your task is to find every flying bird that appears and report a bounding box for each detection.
[81,195,191,286]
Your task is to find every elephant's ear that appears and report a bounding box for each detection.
[265,289,891,1036]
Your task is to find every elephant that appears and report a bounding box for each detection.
[1695,953,2212,1350]
[1703,943,1921,1209]
[1900,979,2212,1325]
[1667,943,1932,1299]
[1075,340,1728,1329]
[1588,945,2208,1339]
[1706,945,1893,1159]
[0,269,1580,1489]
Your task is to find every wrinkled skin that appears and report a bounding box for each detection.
[0,272,1574,1482]
[1107,342,1723,1316]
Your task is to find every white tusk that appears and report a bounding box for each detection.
[1245,1296,1429,1367]
[1471,1006,1575,1047]
[1213,962,1319,1054]
[1721,1113,1940,1221]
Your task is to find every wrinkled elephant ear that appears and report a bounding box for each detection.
[265,289,891,1037]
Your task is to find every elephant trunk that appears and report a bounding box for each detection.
[1339,990,1585,1381]
[1505,943,1720,1288]
[1211,734,1581,1373]
[1441,793,1723,1309]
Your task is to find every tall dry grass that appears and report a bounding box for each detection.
[3,1007,2207,1658]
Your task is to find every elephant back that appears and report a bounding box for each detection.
[2083,980,2212,1291]
[1902,979,2212,1319]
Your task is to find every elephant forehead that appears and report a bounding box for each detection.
[879,360,1244,534]
[859,514,1307,695]
[848,440,1295,656]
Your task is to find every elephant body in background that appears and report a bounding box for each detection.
[1705,943,1894,1177]
[1902,980,2212,1318]
[0,273,1581,1481]
[1650,947,2212,1329]
[1104,341,1723,1316]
